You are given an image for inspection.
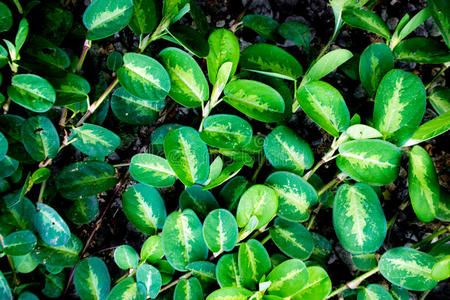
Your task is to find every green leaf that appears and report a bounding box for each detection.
[15,18,29,53]
[32,233,82,267]
[207,29,240,84]
[359,43,394,97]
[431,255,450,281]
[166,24,209,58]
[206,288,252,300]
[34,202,70,247]
[333,183,387,254]
[0,156,19,179]
[240,43,303,80]
[129,0,158,35]
[136,263,162,299]
[236,184,278,230]
[162,0,189,21]
[71,123,120,157]
[3,230,37,256]
[140,236,164,264]
[429,87,450,115]
[65,196,99,225]
[74,257,111,300]
[310,232,332,264]
[42,272,65,298]
[219,176,249,211]
[200,114,252,150]
[150,123,183,154]
[216,253,243,288]
[238,239,271,290]
[20,116,59,162]
[390,285,410,300]
[436,188,450,222]
[203,209,238,253]
[11,253,39,274]
[55,161,117,200]
[346,124,383,140]
[379,247,438,291]
[122,183,166,235]
[303,49,353,84]
[52,73,90,106]
[159,47,209,108]
[106,277,145,300]
[292,266,331,300]
[267,259,309,297]
[164,126,210,187]
[161,209,208,271]
[342,8,390,39]
[117,52,171,100]
[223,80,285,123]
[179,185,219,219]
[403,111,450,146]
[0,2,12,32]
[114,245,139,270]
[296,81,350,137]
[352,253,378,271]
[203,160,245,190]
[7,74,56,113]
[373,69,426,146]
[269,217,314,260]
[357,284,394,300]
[107,51,123,72]
[278,21,310,51]
[82,0,134,40]
[428,0,450,48]
[264,126,314,175]
[186,261,216,285]
[408,146,439,222]
[337,139,401,185]
[174,277,203,300]
[265,171,318,222]
[396,8,431,43]
[242,14,280,41]
[0,271,12,300]
[394,38,450,64]
[111,87,163,125]
[130,153,176,187]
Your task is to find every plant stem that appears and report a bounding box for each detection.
[113,163,130,168]
[59,108,68,128]
[425,65,449,91]
[76,40,92,73]
[251,156,266,182]
[160,272,193,293]
[261,234,271,245]
[37,180,46,203]
[412,225,450,249]
[12,0,23,14]
[326,267,380,299]
[2,98,11,114]
[76,78,119,127]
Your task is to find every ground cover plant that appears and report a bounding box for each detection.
[0,0,449,299]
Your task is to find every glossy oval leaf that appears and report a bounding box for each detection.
[238,239,271,290]
[159,47,209,108]
[71,123,120,157]
[342,8,391,39]
[240,43,303,80]
[118,52,171,100]
[114,245,139,270]
[186,261,216,285]
[161,209,208,271]
[379,247,438,291]
[303,49,353,84]
[82,0,134,40]
[129,153,176,188]
[269,217,314,260]
[206,288,252,300]
[32,233,82,267]
[52,73,91,106]
[174,277,203,300]
[34,202,70,247]
[55,161,117,200]
[408,146,439,222]
[21,116,60,162]
[403,111,450,146]
[292,266,332,300]
[267,259,309,297]
[164,126,210,187]
[357,284,394,300]
[336,139,401,186]
[136,263,161,299]
[431,255,450,281]
[264,126,314,175]
[429,87,450,115]
[128,0,158,35]
[346,124,383,140]
[207,29,240,84]
[74,257,111,300]
[3,230,37,256]
[179,185,219,219]
[200,114,252,150]
[122,183,166,235]
[333,183,387,254]
[0,2,12,33]
[203,209,238,253]
[393,37,450,64]
[65,196,99,225]
[224,80,285,123]
[236,184,278,230]
[373,69,426,146]
[216,253,243,288]
[7,74,56,113]
[296,80,350,137]
[106,278,144,300]
[140,236,164,264]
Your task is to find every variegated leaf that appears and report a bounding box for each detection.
[136,264,162,299]
[266,259,309,297]
[129,153,176,188]
[2,230,37,256]
[186,261,217,285]
[206,287,252,300]
[140,236,164,263]
[174,277,203,300]
[207,29,240,84]
[292,266,332,300]
[203,209,238,253]
[21,116,60,162]
[34,203,71,247]
[71,123,120,157]
[52,73,91,106]
[114,245,139,270]
[357,284,394,300]
[403,111,450,146]
[74,257,111,300]
[346,124,383,140]
[238,239,271,290]
[429,87,450,115]
[0,271,12,300]
[32,233,82,268]
[216,253,243,288]
[106,278,145,300]
[342,8,391,39]
[179,185,219,219]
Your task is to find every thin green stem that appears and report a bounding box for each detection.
[37,180,47,203]
[412,225,450,249]
[425,65,449,91]
[326,267,379,299]
[12,0,23,14]
[261,234,271,245]
[113,163,130,168]
[160,272,193,293]
[251,156,266,182]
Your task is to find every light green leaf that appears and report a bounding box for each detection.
[11,254,39,274]
[117,52,171,100]
[337,139,401,186]
[21,116,59,162]
[240,43,303,80]
[201,114,252,150]
[343,8,391,39]
[114,245,139,270]
[379,247,438,291]
[267,259,309,297]
[164,126,210,187]
[436,188,450,222]
[206,287,252,300]
[15,18,28,53]
[203,160,245,190]
[7,74,56,113]
[106,277,145,300]
[174,277,203,300]
[238,239,271,290]
[161,209,208,271]
[292,266,331,300]
[71,123,120,157]
[136,263,161,299]
[352,253,378,271]
[203,209,238,253]
[303,49,353,84]
[224,80,285,123]
[3,230,36,256]
[403,111,450,146]
[216,253,243,288]
[159,47,209,108]
[408,146,439,222]
[333,183,387,254]
[346,124,383,140]
[296,80,350,137]
[373,69,426,146]
[186,261,216,285]
[129,153,176,188]
[207,29,240,84]
[74,257,111,300]
[140,236,164,264]
[82,0,134,40]
[431,255,450,281]
[34,202,70,247]
[122,183,166,235]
